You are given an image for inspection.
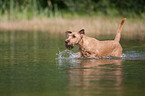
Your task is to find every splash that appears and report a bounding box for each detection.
[56,49,145,60]
[56,50,80,59]
[56,50,81,68]
[56,50,125,59]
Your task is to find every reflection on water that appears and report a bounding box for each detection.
[56,49,145,96]
[0,31,145,96]
[69,59,122,96]
[57,52,123,96]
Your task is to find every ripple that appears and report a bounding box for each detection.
[122,51,145,60]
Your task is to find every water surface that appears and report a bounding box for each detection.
[0,31,145,96]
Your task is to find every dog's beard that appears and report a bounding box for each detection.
[65,44,74,50]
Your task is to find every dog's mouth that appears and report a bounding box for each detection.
[65,43,74,50]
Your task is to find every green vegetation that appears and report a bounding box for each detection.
[0,0,145,20]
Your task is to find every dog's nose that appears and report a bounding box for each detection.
[65,41,69,44]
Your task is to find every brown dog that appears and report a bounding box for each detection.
[65,18,126,58]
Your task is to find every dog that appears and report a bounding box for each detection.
[65,18,126,58]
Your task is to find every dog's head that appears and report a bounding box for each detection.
[65,29,85,49]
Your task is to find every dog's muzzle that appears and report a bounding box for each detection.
[65,41,74,49]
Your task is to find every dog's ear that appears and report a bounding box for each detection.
[79,29,85,35]
[65,31,72,34]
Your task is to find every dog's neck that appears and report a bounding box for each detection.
[77,35,99,50]
[77,35,86,49]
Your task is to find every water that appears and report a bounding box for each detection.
[0,31,145,96]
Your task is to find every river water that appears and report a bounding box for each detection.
[0,31,145,96]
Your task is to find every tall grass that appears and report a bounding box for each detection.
[0,18,145,40]
[0,0,145,21]
[0,0,61,21]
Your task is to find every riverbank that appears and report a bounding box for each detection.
[0,17,145,40]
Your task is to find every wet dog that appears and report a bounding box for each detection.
[65,18,126,58]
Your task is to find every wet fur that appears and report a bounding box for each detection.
[65,18,126,58]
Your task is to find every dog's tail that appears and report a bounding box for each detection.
[114,18,126,42]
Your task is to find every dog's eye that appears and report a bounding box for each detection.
[73,35,76,38]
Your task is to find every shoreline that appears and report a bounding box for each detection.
[0,18,145,40]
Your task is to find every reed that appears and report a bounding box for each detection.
[0,17,144,40]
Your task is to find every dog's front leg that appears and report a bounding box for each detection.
[78,48,83,57]
[78,51,82,57]
[78,49,88,57]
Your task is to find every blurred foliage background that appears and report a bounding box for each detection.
[0,0,145,20]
